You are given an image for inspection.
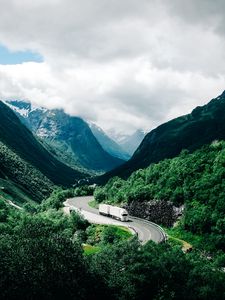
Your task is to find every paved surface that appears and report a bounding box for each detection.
[8,200,22,210]
[64,196,166,244]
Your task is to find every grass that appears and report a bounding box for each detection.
[83,244,100,255]
[85,224,133,248]
[164,224,208,252]
[167,235,192,251]
[88,199,99,209]
[115,225,133,239]
[83,224,133,255]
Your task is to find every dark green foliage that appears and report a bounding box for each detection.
[0,198,9,222]
[86,224,132,245]
[74,185,95,196]
[100,226,119,244]
[0,141,54,202]
[100,91,225,182]
[0,196,224,299]
[0,178,34,205]
[0,215,92,300]
[95,141,225,251]
[0,233,88,300]
[0,199,99,299]
[70,211,89,232]
[40,188,75,210]
[90,240,225,300]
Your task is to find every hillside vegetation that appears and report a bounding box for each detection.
[95,141,225,252]
[0,142,54,202]
[0,101,87,186]
[0,191,224,299]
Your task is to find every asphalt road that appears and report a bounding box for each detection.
[64,196,166,244]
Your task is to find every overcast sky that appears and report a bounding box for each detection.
[0,0,225,134]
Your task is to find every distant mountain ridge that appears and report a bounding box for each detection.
[5,100,125,173]
[99,91,225,182]
[88,122,130,161]
[108,129,146,155]
[120,130,146,155]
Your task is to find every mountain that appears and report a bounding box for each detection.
[0,101,87,201]
[88,122,130,161]
[108,129,145,155]
[99,91,225,182]
[0,141,54,203]
[6,100,125,173]
[119,129,146,155]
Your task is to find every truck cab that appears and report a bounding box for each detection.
[120,209,129,221]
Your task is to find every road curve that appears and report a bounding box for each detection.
[64,196,166,244]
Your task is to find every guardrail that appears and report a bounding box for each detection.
[64,199,167,243]
[127,226,138,237]
[129,216,167,243]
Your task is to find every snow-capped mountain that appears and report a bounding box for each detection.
[5,99,47,118]
[5,100,125,173]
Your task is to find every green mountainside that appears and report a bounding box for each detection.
[6,100,125,173]
[0,95,225,298]
[0,101,88,201]
[100,91,225,183]
[0,142,54,203]
[95,141,225,252]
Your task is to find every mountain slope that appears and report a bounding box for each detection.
[6,100,125,173]
[88,122,130,161]
[0,141,54,202]
[99,91,225,182]
[0,101,87,189]
[108,129,145,155]
[119,129,145,155]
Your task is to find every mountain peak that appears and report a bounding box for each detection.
[4,99,47,118]
[5,100,125,173]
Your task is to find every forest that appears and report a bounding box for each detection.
[0,141,54,202]
[0,187,224,300]
[94,141,225,252]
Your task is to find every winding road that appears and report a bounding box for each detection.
[64,196,166,244]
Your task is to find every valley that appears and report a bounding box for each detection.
[1,1,225,299]
[0,92,225,299]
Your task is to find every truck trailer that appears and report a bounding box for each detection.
[99,204,129,222]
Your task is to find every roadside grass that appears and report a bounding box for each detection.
[114,225,133,239]
[164,224,208,252]
[88,199,99,209]
[167,235,192,251]
[83,244,100,255]
[85,224,133,248]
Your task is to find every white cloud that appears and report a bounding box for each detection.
[0,0,224,134]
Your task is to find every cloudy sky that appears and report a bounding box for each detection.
[0,0,225,134]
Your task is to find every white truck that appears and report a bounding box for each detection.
[99,204,129,222]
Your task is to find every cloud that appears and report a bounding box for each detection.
[0,0,224,134]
